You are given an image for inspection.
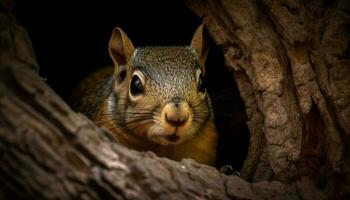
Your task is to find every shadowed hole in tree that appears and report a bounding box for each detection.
[14,0,249,172]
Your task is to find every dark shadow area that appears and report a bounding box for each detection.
[205,38,249,171]
[13,0,199,98]
[14,0,249,171]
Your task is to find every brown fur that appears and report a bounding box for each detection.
[69,67,114,121]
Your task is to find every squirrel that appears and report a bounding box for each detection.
[69,25,218,166]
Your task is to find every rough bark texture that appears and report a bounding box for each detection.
[186,0,350,198]
[0,0,349,199]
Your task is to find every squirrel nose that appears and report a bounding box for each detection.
[165,113,188,127]
[163,100,190,127]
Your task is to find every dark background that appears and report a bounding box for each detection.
[14,0,249,171]
[13,0,201,97]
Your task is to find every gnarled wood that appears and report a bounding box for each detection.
[186,0,350,198]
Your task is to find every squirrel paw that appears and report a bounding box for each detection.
[219,165,240,176]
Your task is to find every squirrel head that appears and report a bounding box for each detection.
[108,25,211,145]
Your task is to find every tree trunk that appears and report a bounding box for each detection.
[0,0,349,199]
[186,0,350,197]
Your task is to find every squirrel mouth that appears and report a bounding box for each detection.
[166,133,179,142]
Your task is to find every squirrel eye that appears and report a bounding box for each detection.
[130,75,144,96]
[198,73,206,93]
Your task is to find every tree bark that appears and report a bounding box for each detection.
[185,0,350,197]
[0,0,349,199]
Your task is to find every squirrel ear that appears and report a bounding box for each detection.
[191,24,209,70]
[108,27,135,67]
